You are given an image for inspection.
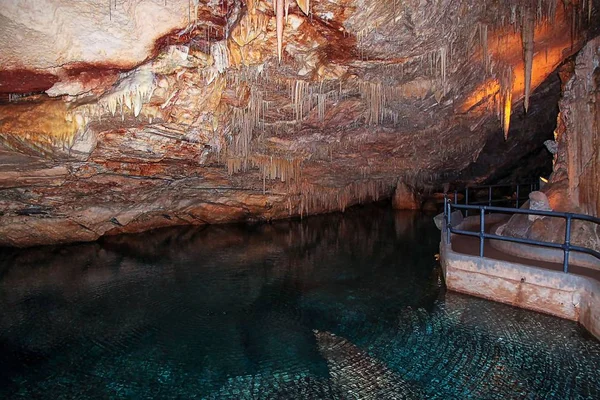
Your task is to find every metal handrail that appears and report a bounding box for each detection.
[449,182,538,209]
[444,200,600,273]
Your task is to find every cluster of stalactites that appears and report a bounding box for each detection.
[476,6,535,139]
[290,80,343,123]
[211,41,230,74]
[480,0,595,138]
[251,154,302,182]
[359,81,385,126]
[358,78,436,126]
[292,79,310,121]
[66,67,158,132]
[226,154,303,192]
[228,87,267,161]
[298,179,394,217]
[102,68,156,118]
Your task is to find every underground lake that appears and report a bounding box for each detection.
[1,204,599,399]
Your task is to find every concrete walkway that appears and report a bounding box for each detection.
[440,215,600,340]
[450,219,600,282]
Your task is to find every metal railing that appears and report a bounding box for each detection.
[450,182,539,212]
[444,200,600,274]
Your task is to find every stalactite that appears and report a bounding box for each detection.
[316,93,327,122]
[479,23,490,73]
[571,3,576,50]
[521,6,535,113]
[276,0,284,63]
[292,80,309,121]
[359,82,384,125]
[498,66,514,140]
[440,46,448,87]
[192,0,199,21]
[269,0,310,63]
[510,4,517,25]
[502,89,512,140]
[211,41,229,73]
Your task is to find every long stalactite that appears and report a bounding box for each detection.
[522,6,535,113]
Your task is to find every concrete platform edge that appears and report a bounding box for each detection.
[440,217,600,340]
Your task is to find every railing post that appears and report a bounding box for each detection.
[515,185,520,208]
[479,207,485,257]
[563,215,572,273]
[454,190,458,205]
[446,199,451,245]
[465,188,469,217]
[488,186,492,207]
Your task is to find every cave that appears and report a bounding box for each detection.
[1,0,600,398]
[2,0,599,246]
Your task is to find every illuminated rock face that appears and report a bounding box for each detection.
[553,36,600,218]
[0,0,598,246]
[495,37,600,253]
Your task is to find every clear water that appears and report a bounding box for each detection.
[1,205,599,399]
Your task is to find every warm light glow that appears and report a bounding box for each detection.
[503,90,512,139]
[458,79,500,114]
[540,177,548,183]
[0,100,78,148]
[459,5,577,137]
[489,5,575,103]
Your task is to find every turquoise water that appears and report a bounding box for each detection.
[0,205,599,399]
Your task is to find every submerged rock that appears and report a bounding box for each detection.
[314,330,424,399]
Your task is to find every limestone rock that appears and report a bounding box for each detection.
[0,0,597,247]
[392,182,420,210]
[0,0,190,71]
[528,191,552,221]
[552,35,600,217]
[544,140,558,154]
[434,210,463,231]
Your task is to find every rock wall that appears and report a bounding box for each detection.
[552,35,600,217]
[499,36,600,254]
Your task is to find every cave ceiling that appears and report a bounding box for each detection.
[0,0,598,246]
